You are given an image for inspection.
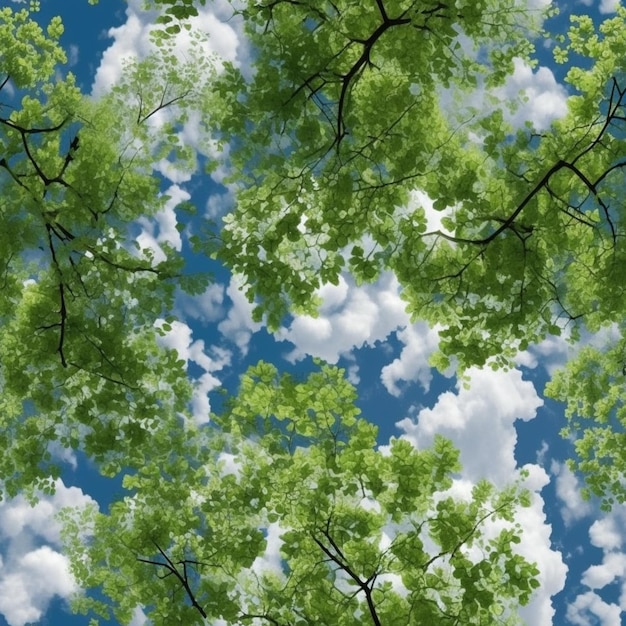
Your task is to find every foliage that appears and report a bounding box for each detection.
[8,1,626,623]
[200,1,626,507]
[545,324,626,510]
[211,1,626,371]
[62,362,539,625]
[0,5,214,497]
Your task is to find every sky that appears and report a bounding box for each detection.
[1,0,626,625]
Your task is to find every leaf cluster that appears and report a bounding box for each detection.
[0,7,214,495]
[63,362,538,625]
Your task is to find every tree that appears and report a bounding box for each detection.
[0,6,544,625]
[9,1,626,622]
[62,362,539,626]
[545,322,626,509]
[0,5,214,497]
[192,2,626,506]
[209,0,626,365]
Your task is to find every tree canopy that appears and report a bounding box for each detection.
[3,0,626,624]
[62,362,538,626]
[0,6,213,496]
[214,2,626,367]
[208,1,626,505]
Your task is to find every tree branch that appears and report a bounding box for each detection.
[310,520,383,626]
[137,541,208,619]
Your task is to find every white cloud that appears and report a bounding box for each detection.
[410,189,456,236]
[380,322,441,395]
[449,55,567,135]
[346,363,360,385]
[129,605,150,626]
[218,275,263,355]
[523,0,554,8]
[156,318,193,358]
[136,184,188,264]
[0,482,94,545]
[0,548,77,626]
[567,591,622,626]
[600,0,621,13]
[567,501,626,624]
[177,283,225,323]
[206,184,236,218]
[92,0,242,98]
[67,44,79,67]
[156,319,231,423]
[583,552,626,589]
[513,466,568,626]
[536,440,550,465]
[397,367,542,484]
[0,481,95,626]
[91,0,246,191]
[277,273,408,364]
[551,461,593,526]
[514,332,571,374]
[251,523,284,577]
[590,514,625,552]
[46,439,78,470]
[496,58,568,130]
[395,367,566,624]
[154,157,194,185]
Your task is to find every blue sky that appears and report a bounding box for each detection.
[1,0,626,625]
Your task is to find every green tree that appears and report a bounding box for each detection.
[195,2,626,506]
[1,6,543,625]
[62,362,539,626]
[545,322,626,509]
[0,6,213,497]
[203,1,624,356]
[97,0,626,515]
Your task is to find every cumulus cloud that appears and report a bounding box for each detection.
[177,282,226,324]
[600,0,621,13]
[514,332,571,374]
[218,275,263,355]
[450,55,568,134]
[156,319,231,423]
[92,0,242,98]
[583,552,626,589]
[397,367,542,483]
[380,322,441,395]
[395,367,566,624]
[206,184,236,218]
[589,513,626,552]
[136,184,188,264]
[551,461,594,526]
[495,58,568,130]
[567,591,622,626]
[251,523,284,577]
[515,466,569,626]
[91,0,247,191]
[277,272,408,364]
[566,507,626,623]
[0,481,95,626]
[129,606,150,626]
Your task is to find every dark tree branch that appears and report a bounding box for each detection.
[239,613,285,626]
[137,541,208,620]
[0,115,68,135]
[335,14,411,144]
[43,223,68,367]
[310,517,383,626]
[137,85,191,124]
